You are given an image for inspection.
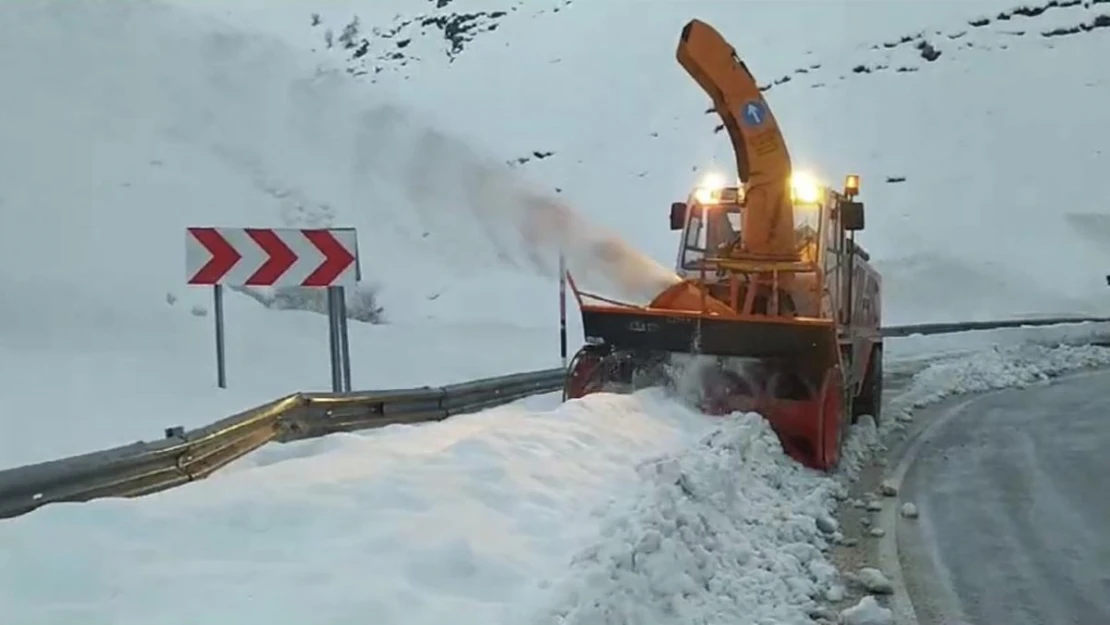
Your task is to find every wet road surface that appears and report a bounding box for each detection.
[899,370,1110,625]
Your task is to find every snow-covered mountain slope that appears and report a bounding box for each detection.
[282,0,1109,324]
[0,0,577,467]
[1,0,1107,466]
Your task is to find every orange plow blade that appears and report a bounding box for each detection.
[564,302,846,471]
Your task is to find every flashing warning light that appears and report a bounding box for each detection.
[845,174,861,196]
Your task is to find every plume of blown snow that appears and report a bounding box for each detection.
[662,354,722,406]
[343,104,681,304]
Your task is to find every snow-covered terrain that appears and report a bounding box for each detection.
[2,0,1108,465]
[4,342,1110,625]
[2,0,1108,467]
[2,0,1110,623]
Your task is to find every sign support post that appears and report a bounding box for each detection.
[326,286,352,393]
[337,290,352,391]
[327,287,342,392]
[213,284,227,388]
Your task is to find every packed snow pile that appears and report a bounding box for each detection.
[530,412,844,625]
[516,341,1110,625]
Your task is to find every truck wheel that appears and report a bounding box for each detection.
[852,344,883,424]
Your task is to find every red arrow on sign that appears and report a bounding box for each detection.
[245,228,298,286]
[302,229,357,287]
[187,228,242,284]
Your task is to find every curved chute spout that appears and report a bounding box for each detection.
[676,19,796,260]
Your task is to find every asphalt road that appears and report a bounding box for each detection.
[898,369,1110,625]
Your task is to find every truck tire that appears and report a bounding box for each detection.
[852,344,883,424]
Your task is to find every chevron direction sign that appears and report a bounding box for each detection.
[186,227,358,287]
[186,226,360,391]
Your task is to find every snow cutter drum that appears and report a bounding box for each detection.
[563,306,850,472]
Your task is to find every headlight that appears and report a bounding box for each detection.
[693,187,716,204]
[790,171,823,204]
[694,172,727,204]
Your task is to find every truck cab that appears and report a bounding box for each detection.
[669,174,827,276]
[667,172,871,323]
[670,184,746,277]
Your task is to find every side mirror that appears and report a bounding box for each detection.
[841,200,865,232]
[670,202,687,231]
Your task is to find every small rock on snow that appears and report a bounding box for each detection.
[861,517,872,527]
[901,502,919,518]
[879,482,898,497]
[869,527,886,538]
[825,584,846,602]
[866,500,883,512]
[839,596,895,625]
[817,512,840,534]
[855,567,894,594]
[839,536,859,547]
[808,606,836,621]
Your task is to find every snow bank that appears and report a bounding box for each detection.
[530,413,841,625]
[899,343,1110,409]
[884,321,1110,368]
[516,342,1110,625]
[0,390,714,625]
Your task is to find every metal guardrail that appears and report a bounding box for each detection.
[0,370,566,519]
[0,316,1107,520]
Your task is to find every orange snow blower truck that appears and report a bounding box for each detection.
[563,19,882,471]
